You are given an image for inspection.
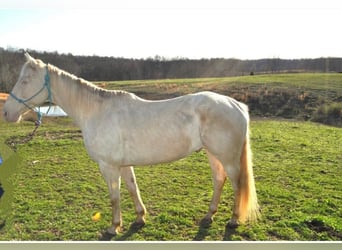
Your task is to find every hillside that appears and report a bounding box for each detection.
[99,73,342,127]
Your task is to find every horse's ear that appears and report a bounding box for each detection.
[24,52,38,68]
[24,52,34,62]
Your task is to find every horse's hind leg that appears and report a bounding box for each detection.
[206,153,242,228]
[121,166,147,227]
[202,150,227,226]
[223,161,241,228]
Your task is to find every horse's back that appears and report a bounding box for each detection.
[193,91,249,125]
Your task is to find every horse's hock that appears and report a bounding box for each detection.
[0,93,8,121]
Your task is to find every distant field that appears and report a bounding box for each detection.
[99,73,342,95]
[0,73,341,241]
[97,73,342,126]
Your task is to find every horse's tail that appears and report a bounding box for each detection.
[237,126,260,223]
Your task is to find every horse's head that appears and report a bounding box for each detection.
[3,53,50,122]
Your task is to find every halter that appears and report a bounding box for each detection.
[9,65,53,128]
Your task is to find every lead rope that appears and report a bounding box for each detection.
[7,111,43,150]
[30,110,43,137]
[14,111,43,146]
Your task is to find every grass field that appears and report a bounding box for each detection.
[0,73,341,241]
[99,73,342,101]
[0,119,340,241]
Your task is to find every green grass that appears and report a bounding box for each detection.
[0,119,341,241]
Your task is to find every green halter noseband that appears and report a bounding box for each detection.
[9,66,52,125]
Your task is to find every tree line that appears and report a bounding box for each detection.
[1,47,342,92]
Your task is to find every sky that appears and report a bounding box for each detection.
[1,0,342,59]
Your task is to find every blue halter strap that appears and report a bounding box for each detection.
[9,65,52,125]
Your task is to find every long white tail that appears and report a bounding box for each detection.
[237,130,260,223]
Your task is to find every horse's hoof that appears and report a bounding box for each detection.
[131,221,145,230]
[99,231,116,241]
[106,226,119,236]
[226,220,239,229]
[200,217,213,228]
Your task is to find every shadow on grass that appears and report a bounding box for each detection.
[0,182,7,232]
[0,220,6,231]
[98,222,145,241]
[193,219,238,241]
[0,184,4,199]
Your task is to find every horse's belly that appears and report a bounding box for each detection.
[121,130,202,166]
[84,100,204,166]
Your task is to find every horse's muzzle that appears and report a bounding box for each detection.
[3,108,21,123]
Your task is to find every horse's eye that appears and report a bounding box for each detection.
[21,80,28,85]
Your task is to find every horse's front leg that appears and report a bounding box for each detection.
[99,162,122,235]
[121,166,147,227]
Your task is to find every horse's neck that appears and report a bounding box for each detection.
[49,69,100,128]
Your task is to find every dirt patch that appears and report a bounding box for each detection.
[41,130,82,141]
[304,218,342,240]
[5,129,83,151]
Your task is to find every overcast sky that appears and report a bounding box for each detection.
[1,0,342,59]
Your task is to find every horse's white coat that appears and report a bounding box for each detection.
[3,53,259,235]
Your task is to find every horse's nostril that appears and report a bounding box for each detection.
[3,111,8,117]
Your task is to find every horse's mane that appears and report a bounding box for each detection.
[47,63,130,99]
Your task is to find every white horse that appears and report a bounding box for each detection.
[3,53,259,235]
